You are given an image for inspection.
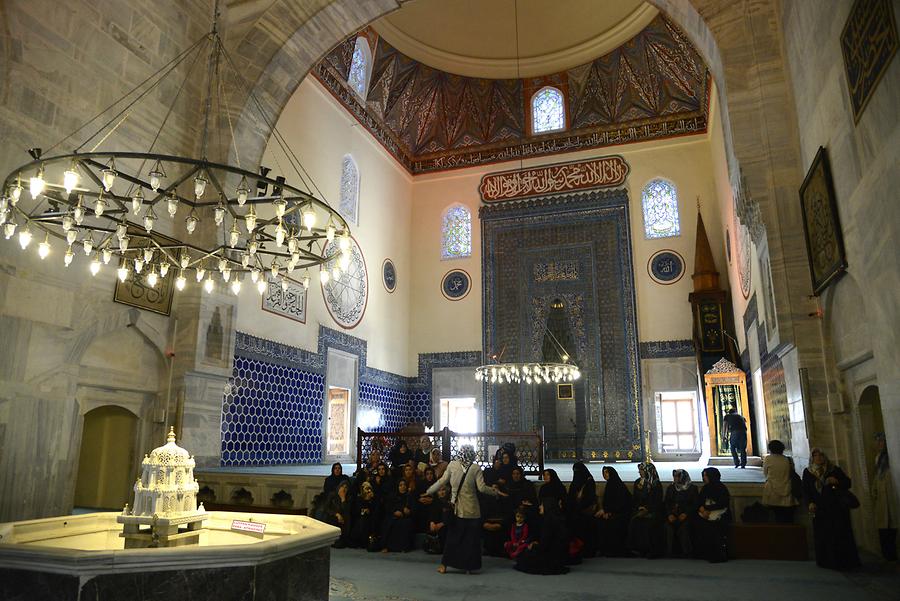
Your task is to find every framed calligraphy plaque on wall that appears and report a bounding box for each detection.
[841,0,897,122]
[112,225,177,316]
[799,146,847,295]
[261,274,307,323]
[478,155,629,202]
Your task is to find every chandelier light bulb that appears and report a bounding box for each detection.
[117,260,129,282]
[133,257,144,273]
[302,205,316,231]
[63,165,79,195]
[0,196,7,212]
[214,198,226,226]
[319,268,330,285]
[338,232,351,253]
[185,210,199,234]
[302,272,311,289]
[147,268,158,288]
[248,238,258,256]
[90,254,102,276]
[275,221,286,247]
[257,279,267,295]
[159,261,170,277]
[270,261,279,279]
[29,167,45,199]
[66,229,78,245]
[119,235,129,252]
[101,159,117,192]
[102,247,112,264]
[280,278,288,293]
[196,265,206,282]
[236,177,249,205]
[287,255,298,273]
[244,206,257,232]
[204,276,214,294]
[62,213,75,231]
[251,268,260,283]
[131,188,144,214]
[166,194,179,217]
[143,207,156,232]
[229,221,240,248]
[143,247,154,263]
[10,179,23,204]
[0,207,6,226]
[222,266,231,282]
[241,253,250,268]
[326,222,336,242]
[194,172,208,198]
[273,197,287,218]
[180,252,190,269]
[4,220,17,239]
[338,253,351,272]
[112,222,126,242]
[230,279,241,295]
[18,224,32,250]
[332,265,341,281]
[73,198,85,224]
[175,271,186,291]
[38,233,51,259]
[64,245,74,267]
[287,234,298,255]
[148,161,166,191]
[82,233,93,255]
[93,195,107,217]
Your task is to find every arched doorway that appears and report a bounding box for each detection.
[73,406,138,510]
[858,386,885,484]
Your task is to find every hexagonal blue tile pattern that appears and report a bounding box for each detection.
[358,382,407,432]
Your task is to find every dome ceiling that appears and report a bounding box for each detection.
[312,15,710,174]
[373,0,658,78]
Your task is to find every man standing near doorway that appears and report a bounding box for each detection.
[724,406,747,469]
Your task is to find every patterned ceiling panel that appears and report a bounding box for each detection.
[312,15,708,174]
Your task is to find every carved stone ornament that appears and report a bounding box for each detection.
[706,357,741,375]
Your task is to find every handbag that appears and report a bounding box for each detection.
[788,458,803,502]
[836,488,860,510]
[423,533,443,554]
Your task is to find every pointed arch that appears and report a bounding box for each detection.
[531,86,566,134]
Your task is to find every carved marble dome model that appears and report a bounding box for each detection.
[117,427,207,548]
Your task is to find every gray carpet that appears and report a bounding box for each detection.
[328,548,900,601]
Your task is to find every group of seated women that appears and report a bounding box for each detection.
[314,440,733,568]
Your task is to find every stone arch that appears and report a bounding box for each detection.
[823,271,872,370]
[73,405,139,510]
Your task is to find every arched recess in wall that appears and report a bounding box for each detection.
[824,272,872,371]
[73,405,138,510]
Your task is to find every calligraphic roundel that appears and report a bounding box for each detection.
[321,236,368,329]
[647,250,685,285]
[441,269,471,301]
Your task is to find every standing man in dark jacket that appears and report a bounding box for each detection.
[723,406,747,469]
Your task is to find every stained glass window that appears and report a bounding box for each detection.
[340,155,359,225]
[642,179,680,239]
[531,87,565,134]
[348,37,370,99]
[441,205,471,260]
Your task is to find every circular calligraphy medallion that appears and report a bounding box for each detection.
[647,250,685,285]
[321,235,368,329]
[382,258,397,293]
[441,269,471,301]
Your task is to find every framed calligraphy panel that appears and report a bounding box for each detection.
[261,274,307,323]
[479,156,629,202]
[799,146,847,295]
[112,225,177,316]
[841,0,897,122]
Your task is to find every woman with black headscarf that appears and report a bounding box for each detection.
[664,469,698,557]
[323,462,349,495]
[324,480,353,548]
[567,462,598,557]
[539,468,567,505]
[424,444,504,574]
[513,495,570,575]
[695,467,731,563]
[627,462,665,558]
[380,479,414,552]
[505,466,538,522]
[388,440,413,477]
[349,481,378,548]
[595,466,632,557]
[802,448,861,569]
[872,433,897,561]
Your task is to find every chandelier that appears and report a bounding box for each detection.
[0,2,350,296]
[475,326,581,385]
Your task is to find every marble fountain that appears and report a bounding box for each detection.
[0,429,339,601]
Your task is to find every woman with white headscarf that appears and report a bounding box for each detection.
[424,444,504,573]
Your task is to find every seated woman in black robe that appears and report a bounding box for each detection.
[415,466,438,532]
[483,458,503,487]
[380,479,414,552]
[539,469,567,505]
[695,467,731,563]
[497,450,517,487]
[664,469,699,557]
[425,485,452,554]
[566,462,599,557]
[324,462,349,495]
[505,466,538,522]
[513,496,570,575]
[802,448,861,570]
[388,440,413,477]
[324,481,352,548]
[480,486,508,557]
[414,435,434,471]
[595,466,632,557]
[373,462,394,499]
[627,462,665,558]
[349,481,378,548]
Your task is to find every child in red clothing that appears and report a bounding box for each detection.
[504,510,530,559]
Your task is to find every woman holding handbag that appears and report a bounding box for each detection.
[802,448,861,570]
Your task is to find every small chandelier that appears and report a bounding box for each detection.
[0,1,349,295]
[475,326,581,385]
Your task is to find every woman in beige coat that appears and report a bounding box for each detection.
[872,433,897,561]
[762,440,798,523]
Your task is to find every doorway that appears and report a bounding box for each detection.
[658,391,700,453]
[327,387,352,457]
[440,396,477,447]
[73,405,138,509]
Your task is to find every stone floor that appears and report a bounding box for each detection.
[328,548,900,601]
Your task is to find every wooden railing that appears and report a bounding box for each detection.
[355,427,545,475]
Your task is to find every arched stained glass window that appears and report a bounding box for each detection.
[441,205,472,260]
[340,155,359,225]
[642,179,680,239]
[531,86,565,134]
[348,37,371,99]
